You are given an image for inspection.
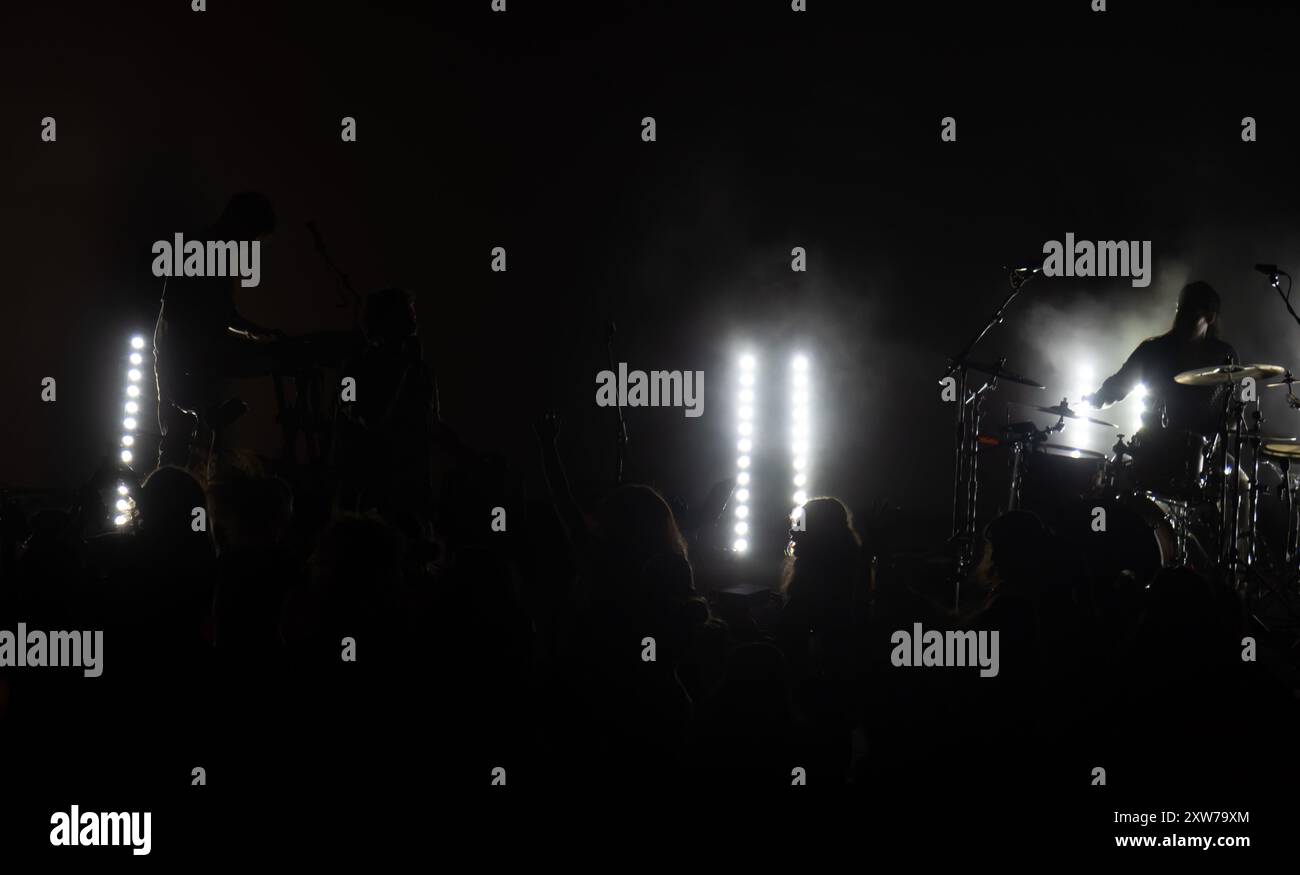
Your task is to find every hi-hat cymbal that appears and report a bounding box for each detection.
[1013,400,1116,428]
[1174,363,1286,386]
[961,360,1045,389]
[1260,437,1300,459]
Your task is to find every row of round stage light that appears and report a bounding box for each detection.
[114,334,147,527]
[790,354,811,521]
[734,353,757,552]
[733,351,812,554]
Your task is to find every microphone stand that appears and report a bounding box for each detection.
[306,221,362,330]
[1264,268,1300,332]
[943,267,1035,610]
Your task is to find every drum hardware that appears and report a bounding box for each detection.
[1002,419,1056,512]
[942,265,1043,607]
[1147,492,1195,569]
[1013,398,1117,429]
[1247,411,1265,571]
[1264,371,1300,410]
[1261,439,1300,565]
[1170,362,1285,583]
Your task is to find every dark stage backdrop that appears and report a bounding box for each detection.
[6,0,1300,539]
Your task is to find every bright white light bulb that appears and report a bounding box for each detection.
[129,352,143,366]
[793,472,806,487]
[793,490,808,505]
[128,369,142,382]
[130,336,145,350]
[738,421,753,436]
[126,385,140,398]
[737,455,751,469]
[793,457,807,471]
[735,505,749,519]
[125,401,139,414]
[740,354,756,370]
[114,514,128,526]
[116,498,129,512]
[121,435,134,447]
[792,354,808,371]
[735,488,749,502]
[733,538,748,552]
[120,449,133,464]
[735,521,749,535]
[116,484,129,495]
[123,417,137,430]
[737,472,750,486]
[737,438,752,453]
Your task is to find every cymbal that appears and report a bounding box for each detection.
[962,360,1045,389]
[1260,437,1300,459]
[1174,363,1286,386]
[1038,444,1106,460]
[1012,401,1116,429]
[1264,373,1298,388]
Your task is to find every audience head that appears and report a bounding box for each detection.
[977,510,1052,597]
[781,496,862,596]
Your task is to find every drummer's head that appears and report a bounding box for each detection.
[1172,281,1221,340]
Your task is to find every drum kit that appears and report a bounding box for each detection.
[961,357,1300,603]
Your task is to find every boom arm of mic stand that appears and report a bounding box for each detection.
[942,271,1030,380]
[1268,271,1300,332]
[306,221,362,314]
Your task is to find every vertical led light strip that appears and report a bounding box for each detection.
[790,353,811,516]
[114,334,146,527]
[734,352,757,553]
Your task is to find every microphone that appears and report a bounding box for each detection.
[1005,262,1043,288]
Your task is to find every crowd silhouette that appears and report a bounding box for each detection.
[2,287,1298,852]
